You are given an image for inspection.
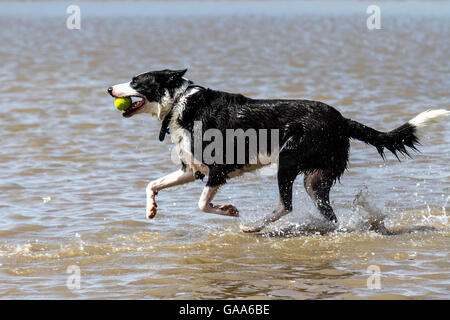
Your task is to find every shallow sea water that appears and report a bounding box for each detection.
[0,1,449,299]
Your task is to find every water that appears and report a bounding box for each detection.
[0,1,449,299]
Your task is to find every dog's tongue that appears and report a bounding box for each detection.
[122,98,145,117]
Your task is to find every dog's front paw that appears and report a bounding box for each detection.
[219,204,239,217]
[146,187,159,220]
[146,201,157,219]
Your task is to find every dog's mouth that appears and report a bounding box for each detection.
[121,96,146,118]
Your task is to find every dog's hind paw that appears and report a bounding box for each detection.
[241,223,265,233]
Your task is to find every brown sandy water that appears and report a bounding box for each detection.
[0,1,449,299]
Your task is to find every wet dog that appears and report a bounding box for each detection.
[108,69,448,232]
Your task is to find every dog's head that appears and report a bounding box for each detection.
[108,69,188,119]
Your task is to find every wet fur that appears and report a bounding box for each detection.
[108,69,448,231]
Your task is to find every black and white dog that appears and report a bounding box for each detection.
[108,69,448,233]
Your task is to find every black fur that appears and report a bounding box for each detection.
[346,119,420,160]
[130,69,189,102]
[182,91,353,187]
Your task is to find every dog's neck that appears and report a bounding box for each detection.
[158,79,193,141]
[173,79,192,105]
[157,79,191,120]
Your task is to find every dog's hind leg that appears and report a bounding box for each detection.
[303,169,337,223]
[198,186,239,217]
[242,151,299,233]
[146,169,195,219]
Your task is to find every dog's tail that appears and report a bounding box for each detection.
[346,109,449,159]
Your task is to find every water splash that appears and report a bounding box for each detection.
[254,186,446,238]
[349,186,392,235]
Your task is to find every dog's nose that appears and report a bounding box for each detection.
[107,87,114,96]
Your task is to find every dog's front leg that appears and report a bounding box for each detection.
[198,186,239,217]
[146,169,195,219]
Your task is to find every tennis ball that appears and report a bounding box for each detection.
[114,97,132,111]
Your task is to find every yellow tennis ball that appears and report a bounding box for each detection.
[114,97,132,111]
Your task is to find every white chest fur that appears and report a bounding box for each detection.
[168,88,210,176]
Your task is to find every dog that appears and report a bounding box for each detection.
[108,69,448,233]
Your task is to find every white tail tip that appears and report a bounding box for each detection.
[408,109,449,137]
[409,109,449,127]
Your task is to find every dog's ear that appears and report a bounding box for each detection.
[167,69,187,81]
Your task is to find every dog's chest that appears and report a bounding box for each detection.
[169,116,210,176]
